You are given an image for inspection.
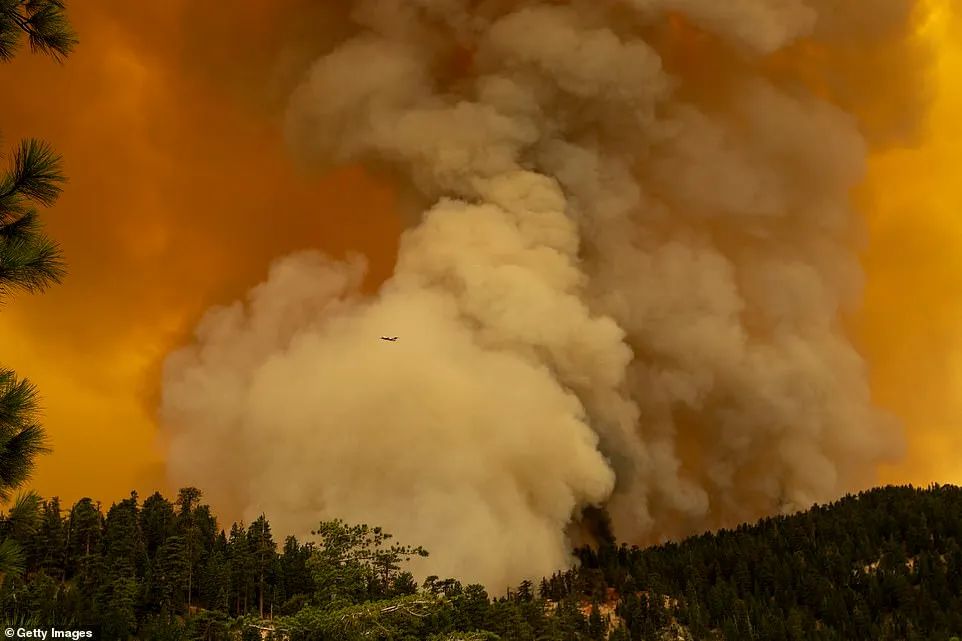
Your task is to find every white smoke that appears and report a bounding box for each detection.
[161,0,919,588]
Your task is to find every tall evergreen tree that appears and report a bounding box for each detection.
[247,514,276,619]
[97,575,138,640]
[29,497,66,578]
[276,535,314,610]
[227,522,254,616]
[199,545,230,614]
[102,491,146,578]
[140,491,176,558]
[65,498,103,590]
[175,486,206,612]
[150,535,188,617]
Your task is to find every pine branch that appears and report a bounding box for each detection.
[0,138,66,207]
[0,208,37,240]
[4,491,40,538]
[0,536,26,579]
[0,370,48,500]
[0,4,18,62]
[0,224,65,296]
[0,423,48,500]
[0,368,40,432]
[0,0,76,63]
[0,140,68,298]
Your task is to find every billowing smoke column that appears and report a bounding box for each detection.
[161,0,924,589]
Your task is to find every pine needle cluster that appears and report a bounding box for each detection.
[0,369,48,502]
[0,0,77,63]
[0,138,67,298]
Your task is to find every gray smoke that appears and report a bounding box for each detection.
[161,0,925,589]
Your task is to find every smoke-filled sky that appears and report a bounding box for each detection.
[0,1,402,500]
[2,0,961,588]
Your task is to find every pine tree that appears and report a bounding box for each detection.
[247,514,276,619]
[95,495,146,639]
[140,491,176,557]
[308,519,428,605]
[227,522,254,616]
[151,535,188,616]
[31,498,65,578]
[0,0,76,586]
[516,579,533,602]
[277,535,314,608]
[65,498,103,587]
[175,486,206,612]
[102,491,146,578]
[453,584,489,631]
[199,547,230,614]
[97,576,138,640]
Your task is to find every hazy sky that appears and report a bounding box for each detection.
[859,2,962,487]
[0,1,400,502]
[1,0,960,509]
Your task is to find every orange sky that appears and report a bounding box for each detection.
[1,1,960,507]
[860,2,962,487]
[0,1,399,504]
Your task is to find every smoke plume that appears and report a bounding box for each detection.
[161,0,931,589]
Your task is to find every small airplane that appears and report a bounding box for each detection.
[380,336,399,342]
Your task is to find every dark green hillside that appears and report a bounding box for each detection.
[580,484,962,640]
[1,485,960,640]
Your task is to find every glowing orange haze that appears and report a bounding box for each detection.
[0,1,959,507]
[0,1,399,503]
[861,2,962,487]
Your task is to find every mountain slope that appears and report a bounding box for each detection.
[577,484,962,640]
[1,485,960,640]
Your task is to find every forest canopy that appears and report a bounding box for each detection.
[1,484,960,640]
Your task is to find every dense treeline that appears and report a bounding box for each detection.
[579,484,962,641]
[0,487,608,640]
[0,485,960,640]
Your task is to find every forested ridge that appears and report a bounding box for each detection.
[0,484,960,640]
